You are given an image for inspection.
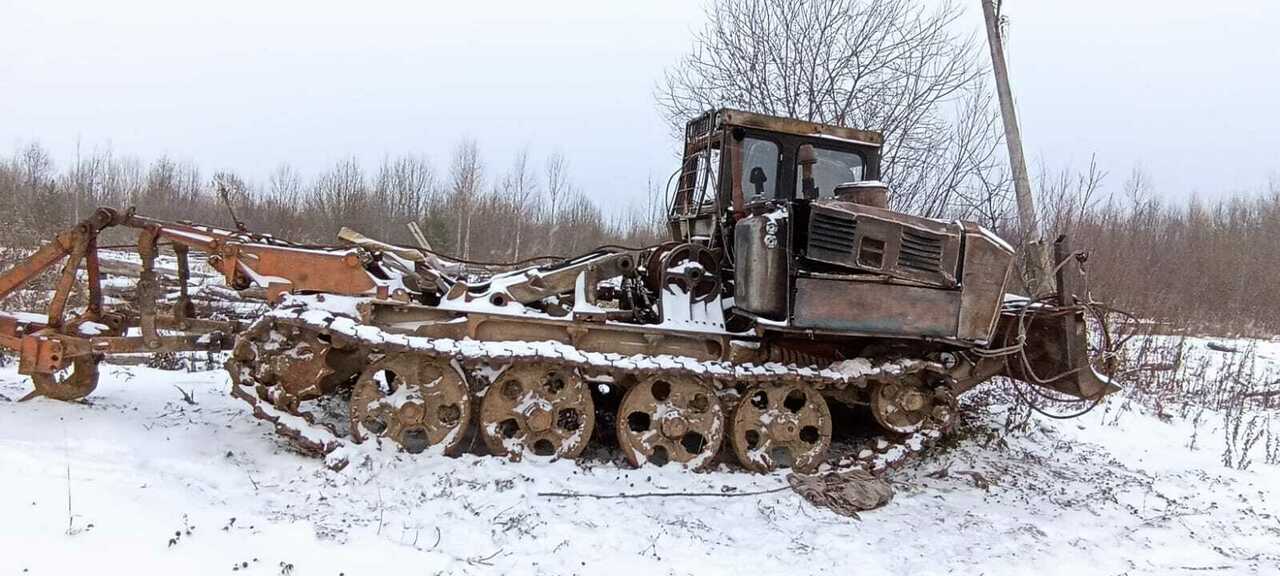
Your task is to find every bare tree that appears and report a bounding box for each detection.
[268,163,303,202]
[19,143,54,189]
[307,157,368,241]
[1034,154,1107,239]
[373,155,437,245]
[262,164,308,239]
[544,151,568,250]
[448,141,484,259]
[500,149,538,261]
[658,0,1005,217]
[211,170,250,230]
[1122,165,1152,213]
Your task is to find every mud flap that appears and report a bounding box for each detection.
[1000,236,1120,400]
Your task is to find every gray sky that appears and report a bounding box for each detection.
[986,0,1280,201]
[2,0,1277,214]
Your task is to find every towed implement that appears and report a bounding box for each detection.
[0,109,1116,474]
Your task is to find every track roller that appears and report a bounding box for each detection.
[616,374,724,469]
[730,383,831,473]
[479,364,595,460]
[350,353,471,455]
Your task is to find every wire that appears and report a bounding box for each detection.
[414,241,669,269]
[1009,376,1107,420]
[981,280,1131,420]
[420,249,568,268]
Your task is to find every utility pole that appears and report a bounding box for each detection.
[981,0,1055,298]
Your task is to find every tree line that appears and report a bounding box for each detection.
[0,141,667,262]
[1036,165,1280,335]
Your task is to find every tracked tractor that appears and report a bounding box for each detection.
[0,109,1114,474]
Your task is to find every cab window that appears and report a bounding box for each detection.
[741,138,780,201]
[695,147,721,207]
[796,147,864,198]
[673,145,721,215]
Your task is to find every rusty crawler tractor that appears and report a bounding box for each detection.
[1,109,1116,474]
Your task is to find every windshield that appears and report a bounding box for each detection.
[797,147,864,198]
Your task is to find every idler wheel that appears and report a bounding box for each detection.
[869,377,933,434]
[616,375,724,469]
[260,331,337,401]
[479,364,594,460]
[350,354,471,456]
[730,383,831,473]
[228,320,346,404]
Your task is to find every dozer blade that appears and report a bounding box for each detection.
[1001,236,1119,400]
[1006,307,1118,399]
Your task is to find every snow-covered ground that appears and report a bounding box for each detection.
[1,349,1278,575]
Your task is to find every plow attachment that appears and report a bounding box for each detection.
[0,208,254,400]
[0,207,434,401]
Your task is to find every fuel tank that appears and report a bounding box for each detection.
[733,211,788,320]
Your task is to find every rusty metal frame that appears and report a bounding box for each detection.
[123,213,383,301]
[368,300,732,362]
[0,207,399,380]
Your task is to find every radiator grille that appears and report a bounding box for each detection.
[898,228,944,273]
[808,210,857,258]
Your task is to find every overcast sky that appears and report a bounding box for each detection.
[2,0,1276,214]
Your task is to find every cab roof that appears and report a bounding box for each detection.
[687,108,884,148]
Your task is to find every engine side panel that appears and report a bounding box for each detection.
[769,201,1014,345]
[957,223,1015,342]
[792,277,960,338]
[805,201,961,288]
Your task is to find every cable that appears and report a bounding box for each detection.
[414,241,670,269]
[1009,376,1107,420]
[981,284,1131,420]
[418,249,568,268]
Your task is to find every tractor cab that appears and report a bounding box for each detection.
[667,109,1010,347]
[668,108,885,246]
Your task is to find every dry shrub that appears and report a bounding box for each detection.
[1100,317,1280,469]
[1030,171,1280,336]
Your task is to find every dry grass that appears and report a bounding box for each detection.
[1099,318,1280,469]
